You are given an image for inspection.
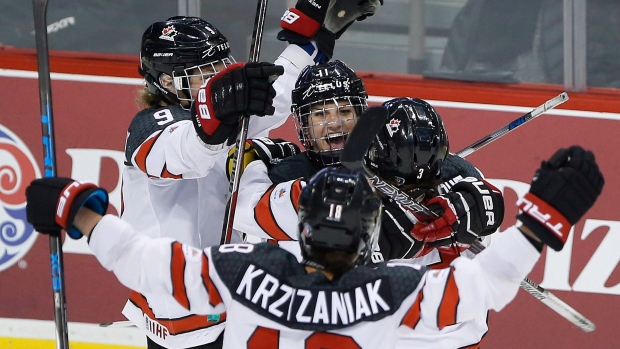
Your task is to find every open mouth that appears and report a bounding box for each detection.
[325,132,347,150]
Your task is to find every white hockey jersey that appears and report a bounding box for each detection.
[90,215,540,349]
[233,159,495,347]
[120,44,316,348]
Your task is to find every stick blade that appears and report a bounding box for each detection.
[341,106,388,171]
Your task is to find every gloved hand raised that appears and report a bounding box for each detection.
[278,0,383,59]
[26,177,109,239]
[517,146,604,251]
[191,62,284,146]
[410,177,505,253]
[324,0,383,38]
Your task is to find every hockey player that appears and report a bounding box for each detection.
[121,1,382,347]
[232,71,503,268]
[25,145,603,349]
[233,92,503,346]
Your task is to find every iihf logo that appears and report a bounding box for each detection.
[386,118,401,137]
[0,125,40,272]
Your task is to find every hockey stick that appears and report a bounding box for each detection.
[221,0,269,245]
[341,98,596,332]
[32,0,70,348]
[469,241,595,332]
[456,92,568,158]
[99,321,136,328]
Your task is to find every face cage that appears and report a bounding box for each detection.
[293,96,367,164]
[171,55,236,107]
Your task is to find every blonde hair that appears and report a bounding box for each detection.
[136,87,165,110]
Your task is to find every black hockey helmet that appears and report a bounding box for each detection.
[139,16,235,107]
[291,60,368,166]
[365,97,449,189]
[298,167,382,269]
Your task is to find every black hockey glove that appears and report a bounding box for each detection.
[378,201,423,261]
[26,177,109,239]
[278,0,383,59]
[324,0,383,38]
[411,177,504,253]
[517,146,604,251]
[191,62,284,146]
[278,0,334,60]
[226,137,301,180]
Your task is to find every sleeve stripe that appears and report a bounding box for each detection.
[400,290,423,329]
[437,268,460,329]
[201,253,223,307]
[134,131,161,173]
[254,185,293,241]
[170,242,190,310]
[161,164,182,179]
[128,292,227,335]
[290,180,303,212]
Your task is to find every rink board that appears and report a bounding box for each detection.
[1,70,619,348]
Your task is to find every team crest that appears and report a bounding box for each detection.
[386,118,401,137]
[160,25,178,42]
[0,124,41,272]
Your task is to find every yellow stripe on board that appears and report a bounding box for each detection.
[0,337,143,349]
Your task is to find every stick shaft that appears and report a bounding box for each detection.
[456,92,569,158]
[470,242,595,332]
[344,94,594,332]
[32,0,70,348]
[221,0,269,245]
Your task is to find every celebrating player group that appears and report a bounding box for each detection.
[26,0,604,349]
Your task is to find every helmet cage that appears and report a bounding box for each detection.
[292,96,367,166]
[291,60,368,165]
[169,56,236,106]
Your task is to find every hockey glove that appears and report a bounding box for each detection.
[226,137,301,180]
[517,146,604,251]
[278,0,383,60]
[278,0,334,60]
[324,0,383,38]
[378,201,424,260]
[411,177,504,253]
[191,62,284,146]
[26,177,109,239]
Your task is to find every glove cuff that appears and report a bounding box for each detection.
[516,192,571,251]
[56,182,109,239]
[280,8,321,38]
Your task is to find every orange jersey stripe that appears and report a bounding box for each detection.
[254,185,293,241]
[201,253,223,307]
[170,242,190,309]
[134,132,161,174]
[161,164,182,179]
[401,290,424,329]
[129,292,226,335]
[290,180,303,212]
[437,268,459,329]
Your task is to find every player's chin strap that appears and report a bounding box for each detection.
[141,70,181,106]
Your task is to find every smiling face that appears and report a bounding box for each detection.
[306,99,359,153]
